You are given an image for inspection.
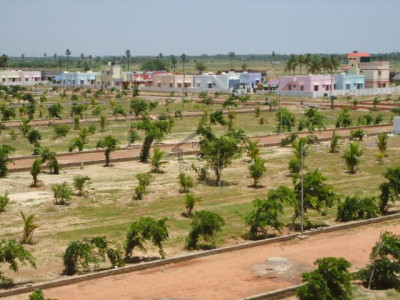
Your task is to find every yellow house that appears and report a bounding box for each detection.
[152,73,193,88]
[97,62,122,88]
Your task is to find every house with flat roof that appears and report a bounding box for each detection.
[0,70,42,86]
[152,73,194,88]
[345,51,390,88]
[58,71,99,87]
[277,75,333,92]
[98,62,122,88]
[239,72,262,91]
[194,72,240,90]
[334,73,365,90]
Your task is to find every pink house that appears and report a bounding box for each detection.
[20,71,42,85]
[277,75,333,92]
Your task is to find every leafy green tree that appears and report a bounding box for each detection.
[349,129,366,141]
[198,127,241,185]
[96,135,119,166]
[276,107,295,132]
[178,172,195,193]
[53,124,71,139]
[73,175,91,196]
[170,55,177,73]
[290,170,337,228]
[19,118,32,137]
[195,61,207,73]
[30,158,42,187]
[129,130,140,144]
[150,147,168,173]
[1,107,16,121]
[379,167,400,213]
[47,103,63,119]
[245,191,284,240]
[297,257,352,300]
[27,129,42,155]
[227,110,236,130]
[20,211,39,245]
[0,145,15,178]
[40,148,60,174]
[100,115,107,132]
[0,192,10,213]
[335,108,352,128]
[125,217,169,258]
[186,210,225,250]
[302,108,326,133]
[68,137,85,152]
[0,239,36,288]
[329,131,341,153]
[357,231,400,290]
[336,196,380,222]
[51,182,72,205]
[125,49,131,70]
[210,110,227,126]
[249,156,266,188]
[28,289,55,300]
[134,173,154,200]
[63,237,124,275]
[342,142,363,174]
[184,193,200,217]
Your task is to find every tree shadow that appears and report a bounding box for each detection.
[241,232,278,241]
[247,184,266,189]
[124,256,161,264]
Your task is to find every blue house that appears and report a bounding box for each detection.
[58,71,100,87]
[334,73,365,90]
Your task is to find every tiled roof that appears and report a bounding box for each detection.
[348,52,371,58]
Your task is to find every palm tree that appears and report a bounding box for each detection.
[343,142,363,174]
[150,147,168,173]
[65,49,71,71]
[377,133,389,157]
[125,49,131,70]
[297,55,305,75]
[321,57,330,73]
[245,139,260,160]
[229,51,235,69]
[96,135,119,166]
[20,211,39,244]
[249,156,266,188]
[304,53,312,73]
[73,175,91,196]
[80,53,84,60]
[170,55,177,74]
[88,54,92,66]
[58,57,63,71]
[30,158,42,187]
[308,56,322,74]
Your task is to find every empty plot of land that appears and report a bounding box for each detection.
[5,220,400,300]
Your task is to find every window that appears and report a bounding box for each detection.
[25,78,28,82]
[80,80,84,85]
[378,71,381,75]
[170,83,173,87]
[157,83,161,87]
[314,85,319,91]
[334,84,337,89]
[208,83,212,88]
[346,84,351,89]
[2,79,5,82]
[177,83,182,88]
[300,85,304,91]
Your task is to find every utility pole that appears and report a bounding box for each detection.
[301,142,305,236]
[279,92,283,134]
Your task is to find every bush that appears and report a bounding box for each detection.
[280,133,298,147]
[186,210,225,250]
[329,132,341,153]
[184,193,200,217]
[53,124,71,139]
[357,231,400,290]
[29,289,55,300]
[289,157,301,174]
[51,182,73,205]
[125,217,169,258]
[178,172,195,193]
[63,237,124,275]
[306,135,319,144]
[134,173,153,200]
[0,192,10,213]
[0,145,15,178]
[350,129,366,141]
[336,196,380,222]
[378,167,400,214]
[297,257,352,300]
[73,175,91,196]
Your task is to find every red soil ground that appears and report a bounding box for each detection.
[5,220,400,300]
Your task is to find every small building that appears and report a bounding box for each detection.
[0,70,42,86]
[239,72,262,91]
[277,75,333,92]
[98,62,122,88]
[152,73,194,88]
[41,70,61,84]
[194,72,240,90]
[334,73,365,90]
[58,71,99,87]
[345,51,390,88]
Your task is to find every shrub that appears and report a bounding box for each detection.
[134,173,153,200]
[297,257,352,300]
[329,132,341,153]
[68,137,85,152]
[150,147,168,173]
[73,175,91,196]
[379,167,400,213]
[336,196,380,222]
[125,217,169,258]
[184,193,200,217]
[53,124,71,139]
[306,135,319,144]
[343,142,363,174]
[51,182,72,205]
[280,133,298,147]
[129,130,140,144]
[28,289,55,300]
[186,210,225,250]
[350,129,366,141]
[178,172,195,193]
[63,237,124,275]
[20,211,39,245]
[248,156,266,188]
[0,192,10,213]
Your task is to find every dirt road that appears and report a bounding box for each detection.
[4,220,399,300]
[9,124,392,172]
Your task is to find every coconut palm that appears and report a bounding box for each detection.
[377,133,389,157]
[170,55,177,74]
[150,147,168,173]
[30,158,42,187]
[249,156,266,188]
[65,49,71,71]
[308,56,322,74]
[20,211,39,244]
[297,55,305,74]
[245,139,260,160]
[125,49,131,70]
[343,142,363,174]
[229,51,235,69]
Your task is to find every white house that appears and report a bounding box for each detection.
[194,72,240,90]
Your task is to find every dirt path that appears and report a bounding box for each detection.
[4,220,399,300]
[9,124,392,172]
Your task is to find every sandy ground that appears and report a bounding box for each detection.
[9,124,392,171]
[4,220,400,300]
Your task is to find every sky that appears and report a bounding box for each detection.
[0,0,399,57]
